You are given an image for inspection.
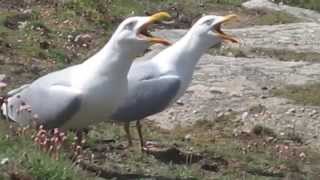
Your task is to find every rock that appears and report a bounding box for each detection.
[148,27,320,148]
[184,134,192,141]
[201,162,219,172]
[3,13,32,30]
[39,41,50,49]
[266,136,275,143]
[0,74,6,82]
[176,22,319,53]
[0,82,7,89]
[0,158,9,165]
[260,95,267,99]
[286,108,296,114]
[241,112,249,121]
[74,34,92,47]
[217,112,224,118]
[209,87,224,94]
[242,0,280,10]
[30,64,43,74]
[176,100,184,105]
[243,0,320,23]
[309,110,318,117]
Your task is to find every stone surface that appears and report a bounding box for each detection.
[242,0,320,23]
[154,23,320,53]
[141,24,320,148]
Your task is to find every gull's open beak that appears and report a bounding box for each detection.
[138,12,172,46]
[213,14,239,43]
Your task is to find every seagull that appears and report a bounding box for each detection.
[1,12,171,130]
[111,14,239,149]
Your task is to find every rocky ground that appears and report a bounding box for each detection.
[145,0,320,149]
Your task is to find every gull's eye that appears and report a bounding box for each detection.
[203,19,213,25]
[125,21,137,30]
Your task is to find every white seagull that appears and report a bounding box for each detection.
[1,12,171,130]
[111,14,239,149]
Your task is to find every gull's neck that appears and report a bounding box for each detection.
[153,31,212,73]
[83,39,133,79]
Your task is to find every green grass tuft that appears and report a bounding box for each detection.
[272,83,320,106]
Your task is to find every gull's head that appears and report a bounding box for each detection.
[190,14,239,45]
[112,12,171,54]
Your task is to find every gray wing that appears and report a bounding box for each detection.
[3,65,82,128]
[111,75,180,121]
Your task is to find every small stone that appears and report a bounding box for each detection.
[209,87,224,94]
[227,52,233,57]
[201,162,219,172]
[39,41,50,49]
[309,110,317,117]
[0,158,9,165]
[74,34,92,45]
[18,21,28,29]
[184,134,192,141]
[260,95,267,99]
[0,74,6,82]
[217,112,224,118]
[224,111,232,116]
[261,86,268,90]
[299,152,306,159]
[266,136,274,142]
[0,82,7,89]
[67,35,73,42]
[227,108,233,112]
[241,112,249,121]
[286,108,296,114]
[30,64,42,74]
[176,100,184,105]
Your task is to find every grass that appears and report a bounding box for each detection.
[82,115,320,179]
[272,83,320,106]
[0,109,320,179]
[0,121,93,180]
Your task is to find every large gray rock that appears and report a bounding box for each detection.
[145,27,320,149]
[242,0,320,23]
[146,53,320,147]
[154,23,320,53]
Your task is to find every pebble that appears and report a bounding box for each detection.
[260,95,267,99]
[286,108,296,114]
[0,82,7,89]
[241,112,249,121]
[0,74,6,81]
[266,136,275,143]
[0,158,9,165]
[176,100,184,105]
[209,87,224,94]
[309,110,318,117]
[217,112,224,118]
[184,134,192,141]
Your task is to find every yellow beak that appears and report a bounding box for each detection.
[139,12,172,46]
[214,14,239,43]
